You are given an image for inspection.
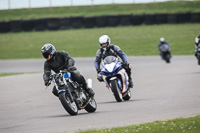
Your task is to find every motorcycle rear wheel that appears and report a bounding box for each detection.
[111,80,122,102]
[123,89,131,101]
[85,97,97,113]
[59,92,78,116]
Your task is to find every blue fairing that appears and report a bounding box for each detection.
[63,72,72,79]
[58,89,67,94]
[117,78,122,89]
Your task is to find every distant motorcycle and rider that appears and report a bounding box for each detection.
[194,34,200,65]
[158,37,172,63]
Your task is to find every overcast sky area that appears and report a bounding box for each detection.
[0,0,186,10]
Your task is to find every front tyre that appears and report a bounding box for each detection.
[165,54,170,63]
[59,92,78,116]
[85,98,97,113]
[111,80,122,102]
[198,55,200,65]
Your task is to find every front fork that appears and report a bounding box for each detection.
[102,70,128,94]
[57,84,74,102]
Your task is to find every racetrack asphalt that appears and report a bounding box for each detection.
[0,56,200,133]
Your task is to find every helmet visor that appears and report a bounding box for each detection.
[43,52,49,59]
[100,43,108,48]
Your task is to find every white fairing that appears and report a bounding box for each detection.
[102,68,129,93]
[117,69,129,93]
[104,63,115,72]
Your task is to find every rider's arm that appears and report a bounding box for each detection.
[94,49,102,72]
[158,43,161,51]
[43,61,51,83]
[61,51,75,67]
[113,45,127,62]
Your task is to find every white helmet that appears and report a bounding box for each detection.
[195,35,200,44]
[160,37,165,43]
[99,35,111,47]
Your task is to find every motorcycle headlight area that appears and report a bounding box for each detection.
[104,63,116,72]
[55,74,65,86]
[102,62,122,76]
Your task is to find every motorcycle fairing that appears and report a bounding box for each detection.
[102,69,128,94]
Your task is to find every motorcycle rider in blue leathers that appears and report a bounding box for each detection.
[158,37,171,59]
[94,35,133,88]
[194,34,200,58]
[41,43,95,97]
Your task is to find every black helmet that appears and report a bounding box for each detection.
[41,43,56,60]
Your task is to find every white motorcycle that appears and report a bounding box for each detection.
[98,56,131,102]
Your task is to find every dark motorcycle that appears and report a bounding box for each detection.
[159,44,171,63]
[46,68,97,116]
[196,46,200,65]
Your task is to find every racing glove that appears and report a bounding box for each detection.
[44,80,50,86]
[96,68,101,74]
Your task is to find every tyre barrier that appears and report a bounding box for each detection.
[84,17,96,28]
[47,18,60,30]
[22,20,35,31]
[10,20,22,32]
[95,16,108,27]
[119,15,132,26]
[0,12,200,33]
[177,12,190,23]
[144,14,156,25]
[167,14,177,24]
[107,15,120,27]
[35,19,47,31]
[59,17,71,30]
[0,22,10,33]
[132,14,144,25]
[71,17,84,29]
[190,12,200,22]
[155,13,168,24]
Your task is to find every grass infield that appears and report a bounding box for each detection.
[0,23,199,59]
[78,115,200,133]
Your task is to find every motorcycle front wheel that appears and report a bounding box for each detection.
[111,80,122,102]
[59,92,78,116]
[198,55,200,65]
[165,54,170,63]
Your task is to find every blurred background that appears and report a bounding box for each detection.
[0,0,182,10]
[0,0,199,59]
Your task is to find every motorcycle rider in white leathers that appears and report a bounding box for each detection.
[94,35,133,88]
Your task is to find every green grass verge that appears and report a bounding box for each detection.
[0,72,39,77]
[0,23,199,59]
[0,1,200,21]
[78,115,200,133]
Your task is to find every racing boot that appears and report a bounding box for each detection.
[128,78,133,88]
[84,85,95,97]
